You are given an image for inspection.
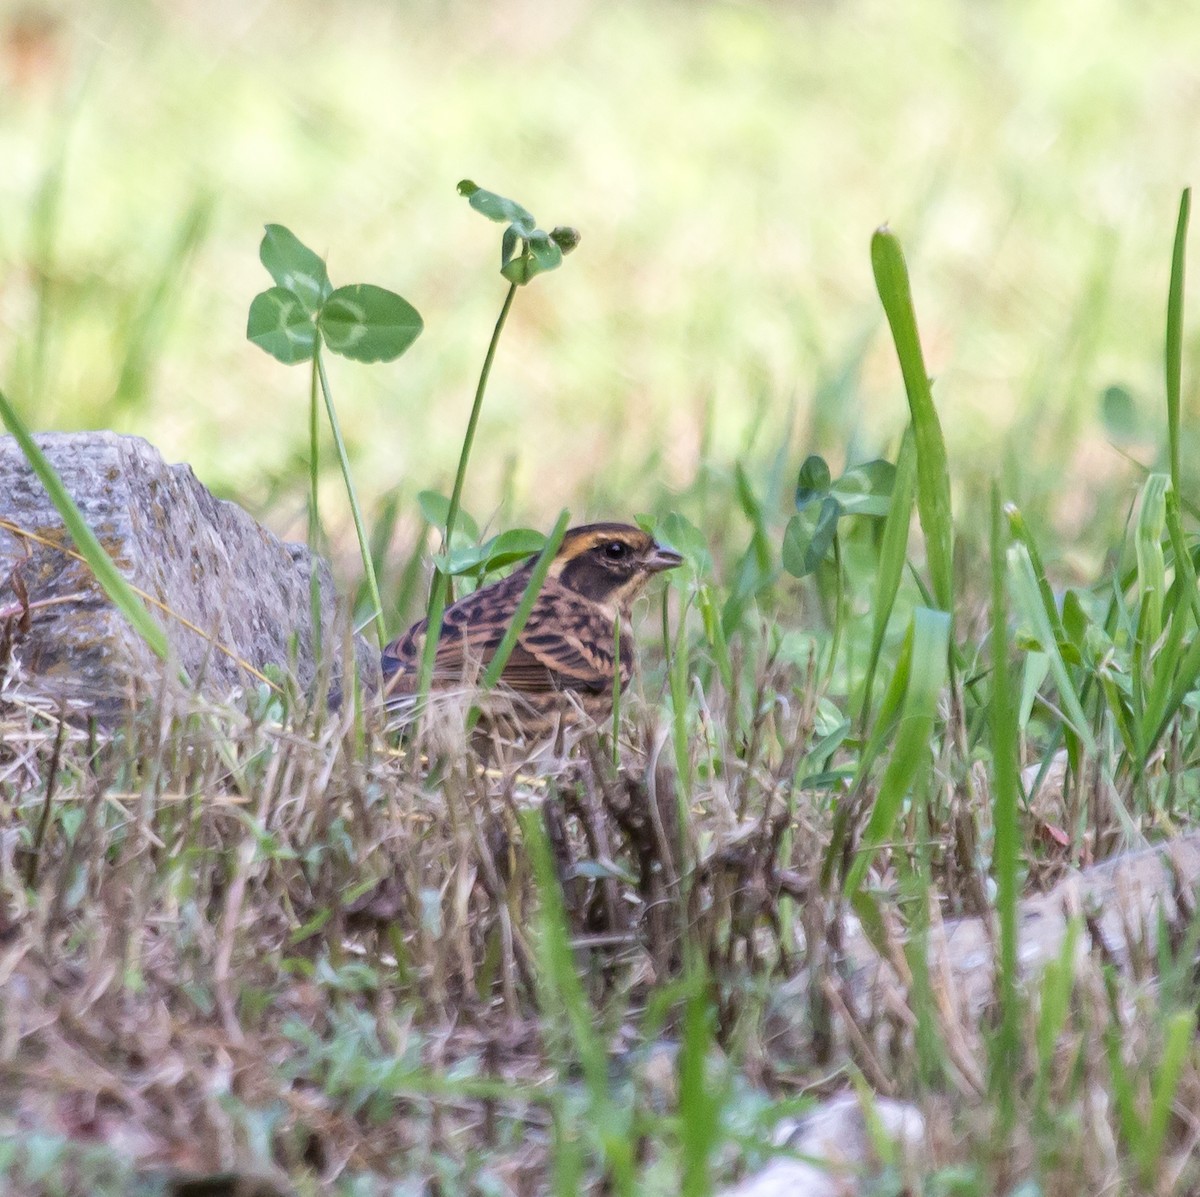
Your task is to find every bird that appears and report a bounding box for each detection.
[381,522,683,736]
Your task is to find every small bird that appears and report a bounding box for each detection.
[382,523,683,736]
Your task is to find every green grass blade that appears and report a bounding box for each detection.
[1005,504,1068,646]
[1007,542,1096,753]
[845,606,951,894]
[610,615,621,766]
[114,193,213,410]
[859,425,917,730]
[1034,919,1079,1093]
[989,485,1021,1130]
[1141,488,1200,765]
[1165,188,1190,494]
[870,228,954,613]
[666,587,693,801]
[1131,473,1169,710]
[678,971,722,1197]
[477,510,569,693]
[1137,1009,1195,1184]
[523,807,635,1194]
[1105,1022,1144,1155]
[823,619,914,890]
[0,388,170,662]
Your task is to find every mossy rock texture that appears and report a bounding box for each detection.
[0,431,376,718]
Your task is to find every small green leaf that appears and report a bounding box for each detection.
[501,225,520,269]
[317,284,424,364]
[527,230,562,271]
[440,543,488,575]
[832,459,897,517]
[782,496,841,577]
[1101,384,1138,441]
[501,233,563,285]
[657,512,712,575]
[246,286,317,364]
[480,528,546,571]
[795,455,832,506]
[458,180,536,234]
[1062,589,1090,650]
[417,491,479,540]
[444,529,546,577]
[259,224,332,314]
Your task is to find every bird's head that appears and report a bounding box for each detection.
[549,523,684,616]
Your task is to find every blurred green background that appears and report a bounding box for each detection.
[1,0,1196,573]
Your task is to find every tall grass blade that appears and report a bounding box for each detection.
[859,426,916,730]
[678,971,722,1197]
[464,511,570,732]
[1033,919,1079,1116]
[114,194,214,410]
[523,809,635,1194]
[1140,489,1200,764]
[1136,1009,1195,1185]
[0,388,170,662]
[870,228,954,613]
[1007,542,1095,753]
[1131,474,1168,711]
[844,606,950,894]
[1165,188,1190,495]
[989,485,1021,1129]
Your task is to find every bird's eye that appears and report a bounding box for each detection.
[603,541,629,560]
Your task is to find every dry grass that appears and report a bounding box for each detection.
[2,622,1199,1196]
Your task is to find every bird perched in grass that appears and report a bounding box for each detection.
[382,523,683,736]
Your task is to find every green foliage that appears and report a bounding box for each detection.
[417,183,580,704]
[247,224,423,366]
[5,63,1200,1187]
[870,227,954,615]
[458,179,581,285]
[246,224,423,646]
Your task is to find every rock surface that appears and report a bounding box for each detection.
[719,1094,925,1197]
[0,431,377,718]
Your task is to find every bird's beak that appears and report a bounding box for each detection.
[646,542,684,573]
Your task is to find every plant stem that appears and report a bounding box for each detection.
[418,280,519,701]
[611,615,621,767]
[308,349,323,657]
[443,280,518,561]
[316,346,387,649]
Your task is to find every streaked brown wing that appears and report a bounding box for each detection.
[382,572,622,697]
[509,604,618,692]
[382,569,532,692]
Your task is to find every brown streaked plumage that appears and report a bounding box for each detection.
[382,523,683,735]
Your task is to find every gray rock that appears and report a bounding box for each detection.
[720,1095,925,1197]
[0,431,378,719]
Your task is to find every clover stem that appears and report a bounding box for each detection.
[316,345,387,648]
[307,348,323,657]
[417,280,519,703]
